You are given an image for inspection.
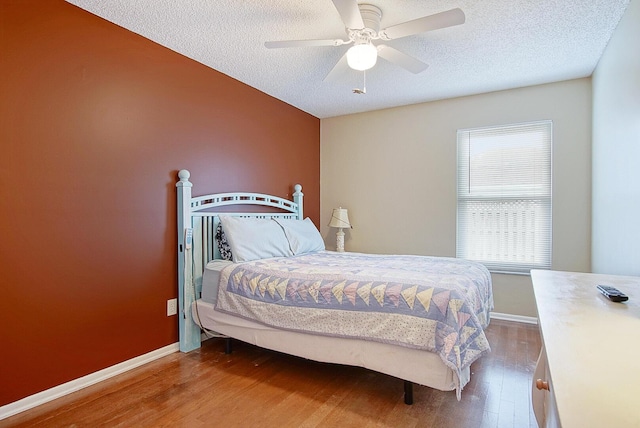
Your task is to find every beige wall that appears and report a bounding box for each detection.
[592,0,640,275]
[320,79,592,317]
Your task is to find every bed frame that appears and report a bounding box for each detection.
[176,170,469,404]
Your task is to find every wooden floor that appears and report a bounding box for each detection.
[1,319,541,428]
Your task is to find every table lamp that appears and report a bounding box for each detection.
[328,207,352,252]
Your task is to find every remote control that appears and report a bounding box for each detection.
[597,285,629,302]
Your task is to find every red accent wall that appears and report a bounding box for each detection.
[0,0,320,405]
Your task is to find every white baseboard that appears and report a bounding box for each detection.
[491,311,538,325]
[0,342,179,421]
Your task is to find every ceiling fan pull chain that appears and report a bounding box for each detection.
[363,70,367,94]
[353,70,366,95]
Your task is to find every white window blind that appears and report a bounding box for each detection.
[456,121,552,274]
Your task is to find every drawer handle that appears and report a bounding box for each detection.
[536,379,549,391]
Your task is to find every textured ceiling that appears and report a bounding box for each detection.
[66,0,629,119]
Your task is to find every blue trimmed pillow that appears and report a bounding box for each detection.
[218,215,293,262]
[215,222,233,261]
[273,217,325,255]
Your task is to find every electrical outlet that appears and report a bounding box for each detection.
[167,298,177,316]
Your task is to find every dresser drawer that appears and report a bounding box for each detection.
[532,345,560,428]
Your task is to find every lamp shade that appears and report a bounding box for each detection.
[328,208,352,229]
[346,43,377,71]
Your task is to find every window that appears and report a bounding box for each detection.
[456,121,552,274]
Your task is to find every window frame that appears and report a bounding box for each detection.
[456,120,553,275]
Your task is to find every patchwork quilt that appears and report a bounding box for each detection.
[215,251,493,384]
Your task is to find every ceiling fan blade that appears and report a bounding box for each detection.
[323,52,350,82]
[377,45,429,74]
[265,39,347,48]
[331,0,364,29]
[380,8,465,40]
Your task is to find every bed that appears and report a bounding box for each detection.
[176,170,493,404]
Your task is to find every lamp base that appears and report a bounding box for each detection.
[336,229,345,252]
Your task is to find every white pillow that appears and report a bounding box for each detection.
[273,217,325,255]
[218,216,293,262]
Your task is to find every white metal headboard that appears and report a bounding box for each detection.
[176,169,303,352]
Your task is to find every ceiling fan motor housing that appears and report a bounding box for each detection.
[358,4,382,32]
[348,4,382,45]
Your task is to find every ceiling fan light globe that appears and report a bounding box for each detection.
[346,43,377,71]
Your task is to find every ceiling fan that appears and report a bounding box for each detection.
[265,0,465,81]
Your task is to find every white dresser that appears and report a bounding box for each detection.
[531,270,640,428]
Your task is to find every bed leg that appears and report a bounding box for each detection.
[404,381,414,405]
[224,337,233,354]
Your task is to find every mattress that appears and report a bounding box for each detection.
[192,257,478,394]
[200,259,233,304]
[193,299,469,392]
